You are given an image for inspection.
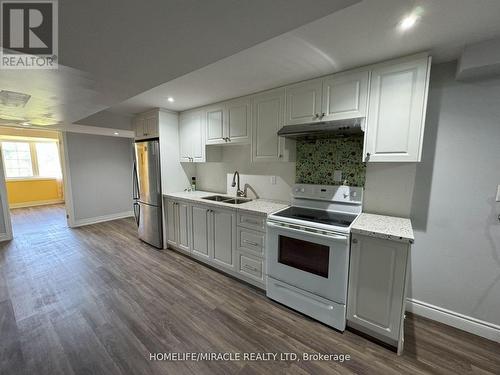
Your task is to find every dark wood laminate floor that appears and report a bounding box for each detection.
[1,205,499,375]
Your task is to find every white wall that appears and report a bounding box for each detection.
[408,62,500,332]
[363,163,416,217]
[195,145,295,201]
[65,133,134,224]
[159,110,195,193]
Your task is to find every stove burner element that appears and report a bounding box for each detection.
[273,206,356,228]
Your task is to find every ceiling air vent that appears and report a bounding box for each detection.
[0,90,31,107]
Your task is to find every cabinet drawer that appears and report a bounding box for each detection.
[238,253,264,282]
[237,212,266,232]
[237,227,264,256]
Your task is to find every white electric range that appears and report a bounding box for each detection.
[266,184,363,331]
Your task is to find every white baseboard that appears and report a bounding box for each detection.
[72,211,134,227]
[9,199,64,209]
[0,232,12,242]
[406,298,500,343]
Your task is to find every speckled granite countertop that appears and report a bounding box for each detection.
[351,213,414,244]
[163,191,289,216]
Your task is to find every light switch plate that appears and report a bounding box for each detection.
[270,176,276,185]
[496,185,500,202]
[333,170,342,182]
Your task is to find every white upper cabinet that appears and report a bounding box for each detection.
[177,52,431,164]
[252,88,294,162]
[205,105,225,144]
[205,98,250,145]
[285,78,323,125]
[133,111,159,140]
[364,54,431,162]
[322,70,369,121]
[179,109,205,162]
[285,70,369,125]
[226,97,250,144]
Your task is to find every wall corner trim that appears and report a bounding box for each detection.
[406,298,500,343]
[72,211,134,228]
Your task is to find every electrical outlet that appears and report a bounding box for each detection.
[333,170,342,182]
[270,176,276,185]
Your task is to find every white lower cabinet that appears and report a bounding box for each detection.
[166,199,190,253]
[211,207,236,270]
[347,233,410,354]
[190,204,211,259]
[166,199,267,289]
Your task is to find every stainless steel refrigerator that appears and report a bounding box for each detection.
[133,139,163,248]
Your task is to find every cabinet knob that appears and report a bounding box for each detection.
[352,238,358,244]
[278,154,283,158]
[227,137,231,142]
[313,113,319,120]
[321,112,325,118]
[365,152,370,162]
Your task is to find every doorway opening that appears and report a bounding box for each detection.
[0,127,67,237]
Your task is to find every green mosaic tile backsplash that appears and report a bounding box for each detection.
[296,135,366,187]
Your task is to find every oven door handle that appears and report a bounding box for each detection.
[267,221,348,241]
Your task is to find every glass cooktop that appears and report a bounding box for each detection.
[273,206,356,228]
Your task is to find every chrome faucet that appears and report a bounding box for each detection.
[231,171,245,197]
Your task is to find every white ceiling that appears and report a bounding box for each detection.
[1,0,357,128]
[106,0,500,115]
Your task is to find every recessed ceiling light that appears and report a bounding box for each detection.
[113,132,119,135]
[167,97,174,103]
[399,7,423,31]
[21,121,31,126]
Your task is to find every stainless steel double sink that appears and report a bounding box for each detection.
[202,195,252,204]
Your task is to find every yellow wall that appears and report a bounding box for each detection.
[7,178,64,207]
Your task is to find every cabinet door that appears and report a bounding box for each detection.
[177,201,190,252]
[364,55,430,162]
[226,97,250,144]
[252,88,285,162]
[347,234,408,341]
[178,113,192,162]
[134,117,146,139]
[211,207,235,270]
[166,200,177,245]
[205,106,225,144]
[285,79,322,125]
[190,205,211,259]
[144,114,158,138]
[189,110,205,161]
[179,110,205,162]
[322,70,369,121]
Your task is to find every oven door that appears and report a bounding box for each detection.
[266,220,349,303]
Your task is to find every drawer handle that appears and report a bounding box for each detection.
[244,219,260,225]
[242,239,260,247]
[243,264,259,272]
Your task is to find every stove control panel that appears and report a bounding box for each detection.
[292,184,363,204]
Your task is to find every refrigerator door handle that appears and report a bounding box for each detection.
[133,161,140,200]
[133,202,140,226]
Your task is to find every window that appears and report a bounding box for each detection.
[35,142,61,178]
[2,142,33,178]
[1,140,61,179]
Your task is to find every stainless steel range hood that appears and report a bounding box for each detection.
[277,117,364,139]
